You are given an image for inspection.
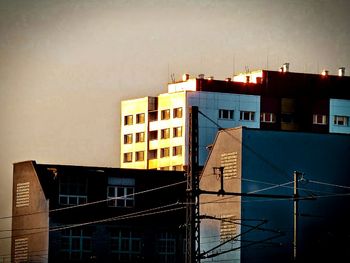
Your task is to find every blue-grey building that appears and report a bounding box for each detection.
[199,127,350,262]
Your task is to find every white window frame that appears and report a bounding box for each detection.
[219,109,234,120]
[123,152,133,163]
[135,132,145,143]
[107,186,135,207]
[334,115,349,126]
[135,151,144,161]
[136,113,145,124]
[161,109,170,120]
[240,111,255,121]
[124,115,133,125]
[260,112,276,123]
[173,127,182,137]
[161,128,170,139]
[160,148,170,158]
[173,107,183,118]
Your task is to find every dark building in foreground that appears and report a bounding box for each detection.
[200,127,350,263]
[12,161,186,263]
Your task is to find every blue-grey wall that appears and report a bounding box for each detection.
[241,129,350,262]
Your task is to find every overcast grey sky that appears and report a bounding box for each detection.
[1,0,350,256]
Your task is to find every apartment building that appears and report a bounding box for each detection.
[11,161,186,263]
[120,66,350,170]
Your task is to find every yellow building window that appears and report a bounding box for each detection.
[136,132,145,143]
[161,109,170,120]
[161,128,170,139]
[173,127,182,137]
[160,148,170,158]
[136,113,145,124]
[172,146,182,156]
[123,152,132,163]
[124,115,133,125]
[135,151,144,161]
[124,134,133,144]
[173,107,183,118]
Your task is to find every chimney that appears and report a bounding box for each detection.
[338,67,345,76]
[198,74,205,79]
[225,77,231,82]
[182,73,190,81]
[207,76,214,81]
[321,69,329,76]
[282,63,289,72]
[246,76,250,83]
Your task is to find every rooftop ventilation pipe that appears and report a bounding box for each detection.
[198,74,205,79]
[182,73,190,81]
[321,70,329,76]
[338,67,345,76]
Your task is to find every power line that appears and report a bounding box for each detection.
[308,179,350,190]
[0,180,187,220]
[1,202,186,240]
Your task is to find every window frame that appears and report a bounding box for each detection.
[160,147,170,158]
[135,151,144,162]
[161,128,170,139]
[312,114,327,125]
[173,107,183,118]
[124,134,133,144]
[135,113,145,124]
[334,115,349,126]
[240,111,255,121]
[135,132,145,143]
[260,112,276,123]
[123,152,133,163]
[219,109,234,120]
[124,115,133,125]
[173,127,182,138]
[161,109,170,120]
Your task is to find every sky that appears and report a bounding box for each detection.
[1,0,350,257]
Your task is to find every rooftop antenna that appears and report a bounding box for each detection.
[171,73,175,83]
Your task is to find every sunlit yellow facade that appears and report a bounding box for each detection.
[120,92,187,171]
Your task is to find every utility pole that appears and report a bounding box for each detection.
[293,171,302,262]
[186,106,200,263]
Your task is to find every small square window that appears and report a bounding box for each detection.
[334,115,349,126]
[172,146,182,156]
[135,151,144,161]
[135,132,145,143]
[161,109,170,120]
[124,134,133,144]
[313,114,327,125]
[148,149,157,160]
[123,152,132,163]
[124,115,133,125]
[161,128,170,139]
[160,148,170,158]
[173,107,183,118]
[173,127,182,137]
[136,113,145,124]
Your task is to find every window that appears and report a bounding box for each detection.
[334,115,349,126]
[149,111,158,122]
[149,130,158,141]
[60,228,92,261]
[110,229,142,262]
[219,109,234,120]
[124,134,133,144]
[107,178,135,207]
[135,132,145,143]
[123,152,132,163]
[157,232,176,263]
[240,111,255,121]
[260,112,276,123]
[313,114,327,125]
[136,113,145,124]
[59,175,87,206]
[107,186,135,207]
[161,109,170,120]
[124,115,133,125]
[173,107,183,118]
[173,127,182,137]
[160,148,170,158]
[135,151,144,161]
[220,215,237,242]
[14,238,28,262]
[172,146,182,156]
[161,128,170,139]
[148,149,157,160]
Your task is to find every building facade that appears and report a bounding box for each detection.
[11,161,186,263]
[199,127,350,262]
[120,68,350,170]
